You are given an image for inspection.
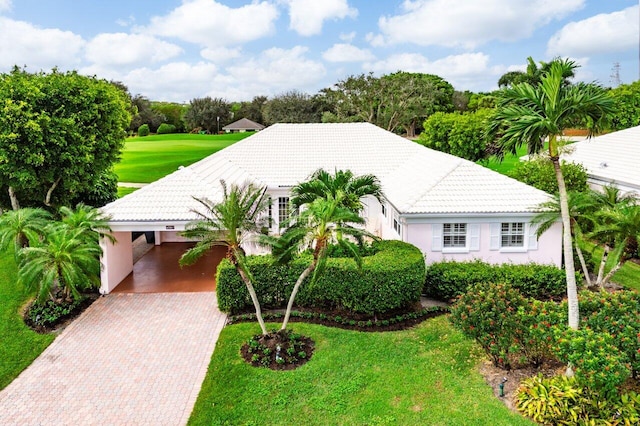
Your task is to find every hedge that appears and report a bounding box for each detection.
[216,240,425,315]
[424,260,573,301]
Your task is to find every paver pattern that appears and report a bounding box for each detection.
[0,292,225,425]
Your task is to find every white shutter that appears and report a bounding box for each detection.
[528,224,539,250]
[432,224,443,251]
[490,223,501,250]
[469,224,480,251]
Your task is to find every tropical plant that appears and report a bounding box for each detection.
[180,181,270,335]
[59,203,115,245]
[0,208,51,259]
[268,196,373,331]
[488,58,614,329]
[18,226,102,304]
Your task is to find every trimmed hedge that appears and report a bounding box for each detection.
[424,260,572,301]
[217,240,425,315]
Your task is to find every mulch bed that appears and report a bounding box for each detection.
[240,331,315,371]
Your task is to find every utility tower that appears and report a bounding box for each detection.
[610,62,621,87]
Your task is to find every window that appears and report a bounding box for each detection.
[393,218,401,235]
[268,197,273,227]
[381,203,387,217]
[278,197,290,228]
[501,222,525,247]
[443,223,467,248]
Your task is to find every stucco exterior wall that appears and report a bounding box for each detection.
[100,232,133,293]
[155,231,197,244]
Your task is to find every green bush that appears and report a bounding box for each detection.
[156,123,176,134]
[517,299,566,367]
[217,240,425,315]
[450,282,529,368]
[424,260,569,301]
[137,124,150,136]
[507,158,588,194]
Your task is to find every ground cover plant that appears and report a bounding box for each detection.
[114,133,251,183]
[188,318,533,426]
[0,248,54,390]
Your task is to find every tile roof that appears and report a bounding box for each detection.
[562,126,640,191]
[103,123,551,222]
[221,117,265,131]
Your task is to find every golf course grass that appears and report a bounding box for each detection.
[114,133,252,183]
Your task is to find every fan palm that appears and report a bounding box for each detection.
[0,207,51,260]
[270,196,373,331]
[18,227,101,304]
[180,180,270,335]
[488,59,614,329]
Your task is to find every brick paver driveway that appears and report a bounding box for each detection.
[0,292,226,425]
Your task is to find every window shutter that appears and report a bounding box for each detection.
[432,224,442,251]
[490,223,500,250]
[528,224,539,250]
[469,224,480,251]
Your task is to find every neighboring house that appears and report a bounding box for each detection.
[221,117,265,133]
[562,125,640,195]
[100,123,562,293]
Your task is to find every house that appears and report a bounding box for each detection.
[99,123,562,293]
[562,125,640,195]
[221,117,265,133]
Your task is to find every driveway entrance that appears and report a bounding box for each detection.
[113,243,226,293]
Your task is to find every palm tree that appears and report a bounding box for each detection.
[180,180,270,335]
[0,208,52,260]
[18,226,102,304]
[488,59,614,330]
[59,203,115,245]
[270,196,373,331]
[290,168,383,213]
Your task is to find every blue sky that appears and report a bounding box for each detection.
[0,0,638,102]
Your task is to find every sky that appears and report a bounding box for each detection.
[0,0,638,102]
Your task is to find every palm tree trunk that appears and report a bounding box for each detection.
[281,262,315,331]
[552,158,579,330]
[596,245,610,287]
[574,243,591,287]
[235,261,268,335]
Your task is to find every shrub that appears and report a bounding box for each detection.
[217,240,425,315]
[156,123,176,134]
[450,282,529,368]
[424,260,569,301]
[137,124,150,136]
[517,300,566,367]
[507,158,588,194]
[554,327,631,395]
[26,298,84,328]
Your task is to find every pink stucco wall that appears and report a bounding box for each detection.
[100,232,133,293]
[405,221,562,266]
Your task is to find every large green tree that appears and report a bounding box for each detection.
[184,97,231,133]
[609,80,640,131]
[488,59,614,330]
[0,68,131,210]
[261,90,323,125]
[180,181,270,335]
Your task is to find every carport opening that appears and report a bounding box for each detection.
[112,234,226,294]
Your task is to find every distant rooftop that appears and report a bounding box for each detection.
[222,117,265,131]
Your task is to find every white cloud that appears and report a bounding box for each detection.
[0,17,85,70]
[85,33,182,67]
[547,6,639,57]
[374,0,585,49]
[339,31,356,42]
[0,0,11,13]
[143,0,278,48]
[200,46,242,62]
[365,52,494,90]
[282,0,357,36]
[116,15,135,27]
[322,43,374,62]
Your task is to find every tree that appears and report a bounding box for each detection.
[130,95,166,133]
[0,68,131,210]
[59,203,116,245]
[609,81,640,130]
[498,56,576,88]
[488,59,614,330]
[261,90,322,125]
[184,97,231,133]
[507,158,588,194]
[151,101,188,133]
[180,181,270,335]
[235,96,268,125]
[0,207,51,259]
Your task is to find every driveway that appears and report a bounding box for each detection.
[0,292,226,425]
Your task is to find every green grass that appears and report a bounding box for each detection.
[114,133,252,183]
[0,249,55,390]
[481,145,528,175]
[117,186,139,198]
[189,317,533,425]
[580,241,640,292]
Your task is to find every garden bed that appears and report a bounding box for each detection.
[23,293,99,334]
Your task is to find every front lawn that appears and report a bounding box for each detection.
[581,241,640,292]
[189,317,533,425]
[114,133,252,183]
[0,249,54,390]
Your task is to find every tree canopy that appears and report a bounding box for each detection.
[184,97,231,133]
[0,68,131,210]
[261,90,323,125]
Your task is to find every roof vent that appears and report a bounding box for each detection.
[599,162,608,168]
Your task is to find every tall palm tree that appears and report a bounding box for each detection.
[488,59,614,330]
[180,180,270,335]
[290,168,383,213]
[269,196,373,331]
[18,227,101,304]
[0,208,52,260]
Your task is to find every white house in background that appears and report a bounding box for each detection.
[99,123,562,294]
[562,125,640,195]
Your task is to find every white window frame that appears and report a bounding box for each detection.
[393,211,402,236]
[501,222,525,248]
[432,223,480,253]
[278,197,290,229]
[443,223,467,250]
[490,222,538,252]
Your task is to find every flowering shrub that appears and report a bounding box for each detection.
[516,299,566,367]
